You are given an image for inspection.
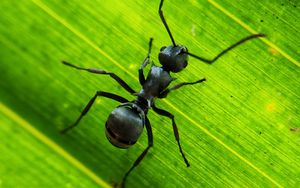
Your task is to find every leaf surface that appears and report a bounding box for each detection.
[0,0,299,187]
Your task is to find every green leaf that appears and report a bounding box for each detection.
[0,0,299,187]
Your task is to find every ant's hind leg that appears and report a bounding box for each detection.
[152,104,190,167]
[61,91,128,134]
[62,61,136,94]
[158,78,206,98]
[139,38,153,85]
[121,117,153,188]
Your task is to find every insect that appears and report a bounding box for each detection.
[61,0,265,187]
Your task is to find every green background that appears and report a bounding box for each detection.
[0,0,299,187]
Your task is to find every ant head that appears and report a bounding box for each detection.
[158,45,189,73]
[105,103,145,149]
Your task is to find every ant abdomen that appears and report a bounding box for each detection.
[105,105,145,149]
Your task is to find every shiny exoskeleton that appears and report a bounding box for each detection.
[61,0,265,187]
[61,37,198,175]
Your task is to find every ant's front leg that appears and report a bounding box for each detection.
[139,38,153,85]
[158,78,206,98]
[62,61,136,94]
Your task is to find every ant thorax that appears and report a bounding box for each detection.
[138,64,174,101]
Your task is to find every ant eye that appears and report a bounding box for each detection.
[179,48,187,54]
[160,46,166,51]
[184,61,188,68]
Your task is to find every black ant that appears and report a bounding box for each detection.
[61,0,265,187]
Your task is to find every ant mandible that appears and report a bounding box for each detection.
[61,0,265,187]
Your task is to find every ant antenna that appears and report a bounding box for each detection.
[159,0,176,46]
[186,33,266,64]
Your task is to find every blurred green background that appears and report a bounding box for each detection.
[0,0,299,187]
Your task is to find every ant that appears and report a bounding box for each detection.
[61,0,265,187]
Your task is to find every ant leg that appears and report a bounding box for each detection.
[139,38,153,85]
[121,117,153,188]
[187,33,266,64]
[159,0,176,46]
[158,78,206,98]
[61,91,128,134]
[152,104,190,167]
[62,61,136,94]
